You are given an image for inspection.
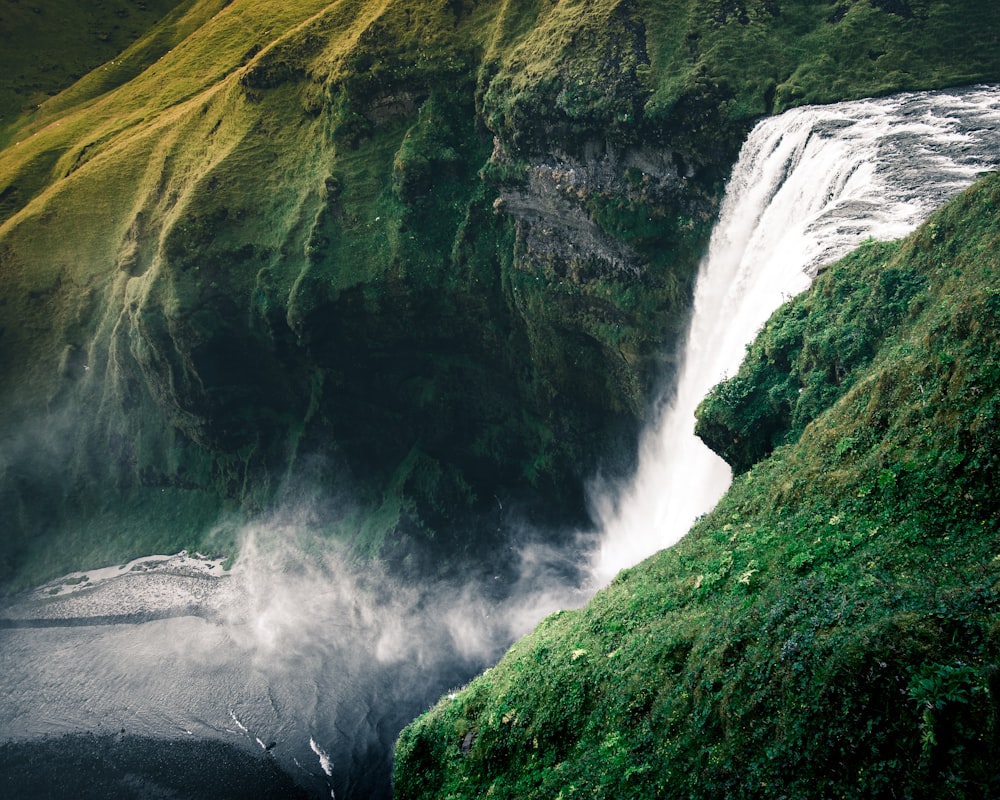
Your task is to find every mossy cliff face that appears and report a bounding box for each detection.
[394,166,1000,800]
[2,0,999,584]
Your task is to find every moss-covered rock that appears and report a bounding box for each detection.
[394,167,1000,800]
[695,240,928,473]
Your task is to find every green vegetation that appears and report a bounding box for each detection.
[0,0,196,131]
[1,0,1000,588]
[696,238,927,473]
[394,172,1000,798]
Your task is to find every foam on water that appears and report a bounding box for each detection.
[310,737,334,778]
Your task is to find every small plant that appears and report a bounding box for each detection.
[907,661,983,761]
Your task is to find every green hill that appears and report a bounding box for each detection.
[394,167,1000,800]
[0,0,196,129]
[1,1,999,589]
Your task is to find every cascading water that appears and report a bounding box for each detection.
[3,86,1000,800]
[589,85,1000,585]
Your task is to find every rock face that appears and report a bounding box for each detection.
[1,0,999,585]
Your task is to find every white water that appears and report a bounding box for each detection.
[589,85,1000,584]
[310,737,334,778]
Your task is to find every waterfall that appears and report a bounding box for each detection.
[589,85,1000,585]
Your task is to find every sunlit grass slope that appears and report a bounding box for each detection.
[0,0,195,130]
[394,172,1000,798]
[1,0,999,588]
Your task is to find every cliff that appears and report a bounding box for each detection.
[1,0,999,586]
[394,164,1000,800]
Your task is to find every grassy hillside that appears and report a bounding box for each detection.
[394,171,1000,798]
[0,0,196,131]
[2,0,1000,588]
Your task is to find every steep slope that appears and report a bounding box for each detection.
[2,0,1000,586]
[0,0,197,130]
[394,172,1000,798]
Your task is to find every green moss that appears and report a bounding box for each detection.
[695,239,928,473]
[394,173,1000,799]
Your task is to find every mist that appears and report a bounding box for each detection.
[0,496,590,799]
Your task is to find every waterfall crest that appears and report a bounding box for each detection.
[589,85,1000,585]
